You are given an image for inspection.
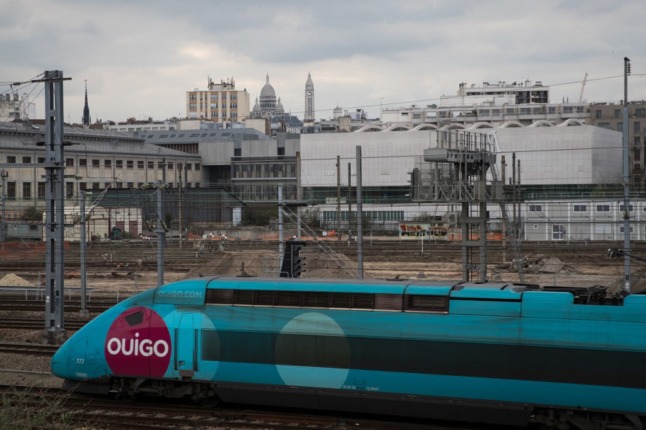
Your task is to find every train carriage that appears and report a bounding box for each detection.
[51,277,646,429]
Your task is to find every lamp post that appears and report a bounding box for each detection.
[0,169,8,242]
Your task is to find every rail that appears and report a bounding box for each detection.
[0,286,94,301]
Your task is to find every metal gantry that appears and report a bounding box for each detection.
[424,130,524,283]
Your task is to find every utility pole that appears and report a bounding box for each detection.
[623,57,632,293]
[347,163,352,244]
[296,152,302,239]
[79,191,89,319]
[156,185,165,287]
[278,185,284,272]
[356,146,363,279]
[178,163,182,249]
[42,70,71,345]
[0,169,7,243]
[336,155,341,243]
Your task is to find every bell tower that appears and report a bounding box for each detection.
[304,73,315,122]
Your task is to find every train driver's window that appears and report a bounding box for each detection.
[125,310,144,326]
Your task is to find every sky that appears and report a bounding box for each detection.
[1,0,645,123]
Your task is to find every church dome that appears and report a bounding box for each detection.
[260,74,276,99]
[259,74,277,115]
[276,97,284,114]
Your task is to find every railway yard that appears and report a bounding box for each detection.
[0,238,644,429]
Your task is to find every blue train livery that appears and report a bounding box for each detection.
[51,277,646,429]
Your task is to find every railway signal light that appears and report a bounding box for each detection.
[281,239,306,278]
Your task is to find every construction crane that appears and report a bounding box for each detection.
[579,72,588,102]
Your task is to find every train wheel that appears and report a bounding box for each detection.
[198,395,221,408]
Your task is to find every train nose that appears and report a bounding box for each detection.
[50,342,69,379]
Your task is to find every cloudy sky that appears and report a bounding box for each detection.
[1,0,644,123]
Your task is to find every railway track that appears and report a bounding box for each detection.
[0,342,59,356]
[0,298,118,313]
[0,383,482,430]
[1,239,642,267]
[0,318,86,331]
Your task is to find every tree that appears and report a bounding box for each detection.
[21,206,42,221]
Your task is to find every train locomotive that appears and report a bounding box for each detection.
[51,276,646,429]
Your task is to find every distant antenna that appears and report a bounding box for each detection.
[579,72,588,102]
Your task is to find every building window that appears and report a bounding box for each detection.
[596,204,610,212]
[22,182,31,200]
[167,162,174,170]
[552,225,565,240]
[186,163,192,171]
[615,109,621,118]
[127,182,134,189]
[573,204,587,212]
[7,156,16,163]
[79,183,87,191]
[195,163,201,171]
[38,157,45,164]
[234,148,241,157]
[116,160,123,168]
[92,183,100,190]
[127,160,134,169]
[595,110,602,119]
[7,182,16,200]
[137,160,144,169]
[635,122,641,133]
[66,158,74,167]
[620,226,634,233]
[619,204,634,212]
[92,159,100,167]
[22,156,32,164]
[104,159,111,168]
[148,161,154,169]
[529,204,542,212]
[79,158,87,167]
[65,182,74,198]
[278,147,285,156]
[37,182,45,200]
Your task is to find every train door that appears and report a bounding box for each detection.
[174,313,198,379]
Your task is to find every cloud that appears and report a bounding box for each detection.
[1,0,644,122]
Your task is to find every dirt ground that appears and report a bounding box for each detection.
[2,246,638,297]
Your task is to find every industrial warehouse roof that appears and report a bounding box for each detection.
[0,122,199,159]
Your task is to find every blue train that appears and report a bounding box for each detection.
[51,277,646,429]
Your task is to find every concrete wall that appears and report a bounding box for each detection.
[493,126,622,185]
[301,131,432,187]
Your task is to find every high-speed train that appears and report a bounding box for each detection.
[51,276,646,429]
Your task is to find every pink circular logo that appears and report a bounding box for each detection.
[105,307,171,378]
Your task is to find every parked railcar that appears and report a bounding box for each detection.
[51,277,646,429]
[6,221,43,240]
